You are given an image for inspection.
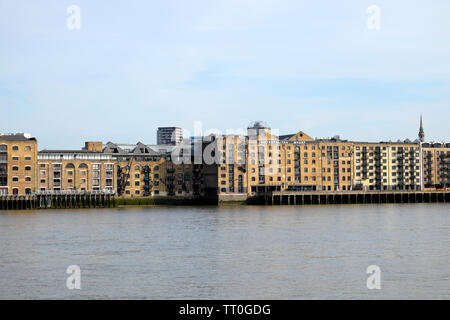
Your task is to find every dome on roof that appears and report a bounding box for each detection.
[247,121,270,129]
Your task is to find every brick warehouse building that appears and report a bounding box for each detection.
[0,133,38,195]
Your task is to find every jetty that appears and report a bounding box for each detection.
[261,190,450,205]
[0,190,116,210]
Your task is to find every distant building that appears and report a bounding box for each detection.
[157,127,183,145]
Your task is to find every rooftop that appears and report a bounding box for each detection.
[248,121,270,129]
[39,149,102,154]
[0,133,36,141]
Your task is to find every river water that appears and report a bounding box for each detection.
[0,204,449,299]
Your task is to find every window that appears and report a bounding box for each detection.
[12,166,19,171]
[25,157,31,161]
[25,146,31,151]
[40,179,45,184]
[12,177,19,182]
[12,146,19,151]
[12,156,19,161]
[135,181,140,186]
[25,177,31,182]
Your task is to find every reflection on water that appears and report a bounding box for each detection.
[0,204,449,299]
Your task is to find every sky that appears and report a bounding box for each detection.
[1,0,449,149]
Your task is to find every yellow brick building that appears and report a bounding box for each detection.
[103,142,203,198]
[37,147,116,192]
[206,122,355,197]
[0,133,38,195]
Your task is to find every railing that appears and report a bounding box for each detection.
[34,189,116,195]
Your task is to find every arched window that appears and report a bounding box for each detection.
[12,188,19,195]
[25,166,31,171]
[65,163,75,169]
[78,163,88,169]
[135,165,140,170]
[25,188,31,194]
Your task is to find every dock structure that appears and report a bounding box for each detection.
[264,190,450,205]
[0,190,116,210]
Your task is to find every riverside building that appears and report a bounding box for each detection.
[0,133,38,195]
[102,141,203,197]
[3,115,449,196]
[37,145,116,192]
[422,143,450,190]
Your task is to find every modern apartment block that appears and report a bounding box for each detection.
[157,127,183,145]
[353,142,421,191]
[0,133,37,195]
[422,143,450,190]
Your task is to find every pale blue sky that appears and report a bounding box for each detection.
[1,0,449,149]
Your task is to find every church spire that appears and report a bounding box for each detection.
[419,113,425,143]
